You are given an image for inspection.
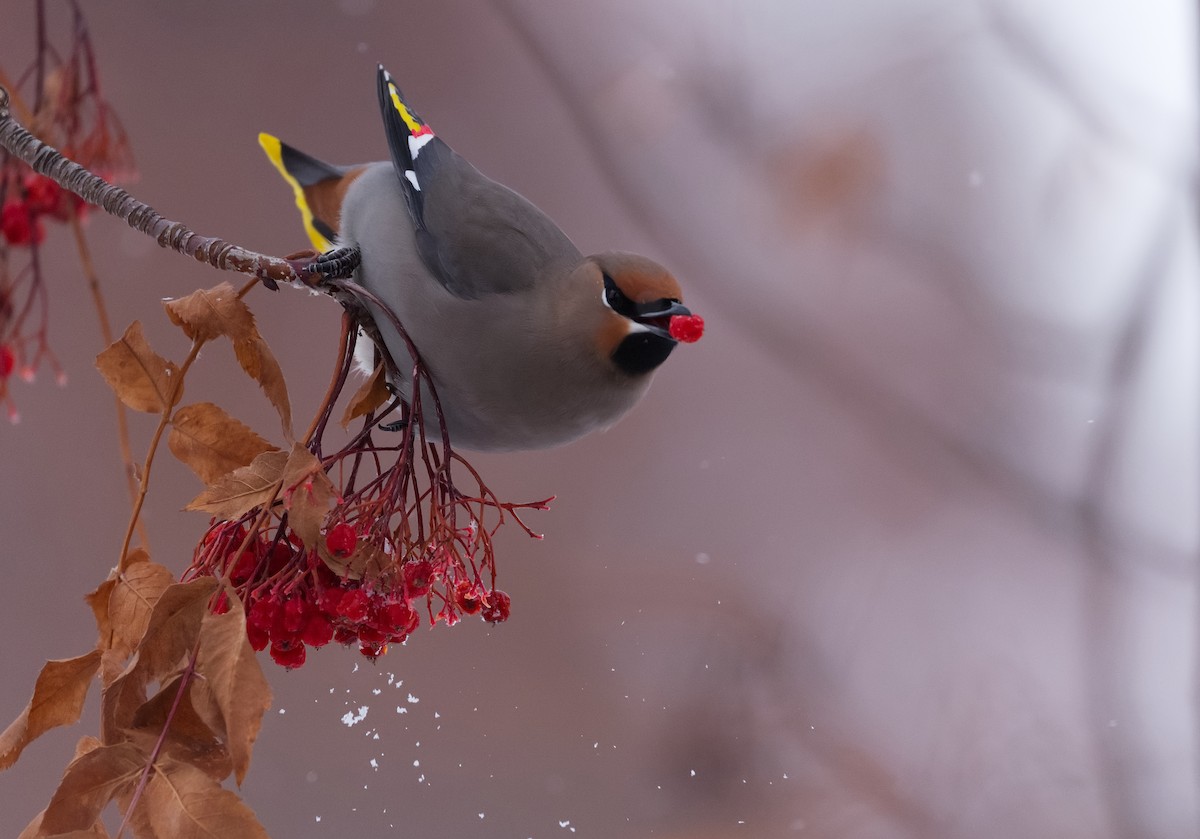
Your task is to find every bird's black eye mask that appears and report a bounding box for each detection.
[602,273,690,333]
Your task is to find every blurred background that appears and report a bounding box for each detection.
[1,1,1197,836]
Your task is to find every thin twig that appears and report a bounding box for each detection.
[0,84,336,288]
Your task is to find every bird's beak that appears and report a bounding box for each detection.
[633,299,691,337]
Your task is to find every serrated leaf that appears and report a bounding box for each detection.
[341,362,390,428]
[184,448,288,520]
[0,650,102,771]
[100,656,147,746]
[234,333,293,441]
[194,606,271,785]
[281,444,336,548]
[102,578,216,744]
[169,402,278,485]
[84,579,115,651]
[19,811,111,839]
[163,282,254,344]
[107,556,174,672]
[133,578,218,681]
[128,675,232,783]
[137,758,269,839]
[95,321,182,414]
[319,541,387,583]
[38,742,144,836]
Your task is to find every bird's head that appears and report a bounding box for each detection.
[580,252,704,376]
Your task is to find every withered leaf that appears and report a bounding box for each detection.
[133,577,218,682]
[163,282,254,344]
[106,556,175,670]
[128,674,232,783]
[282,444,337,548]
[319,541,387,583]
[19,812,111,839]
[195,605,271,785]
[95,321,182,414]
[340,361,390,428]
[234,333,294,442]
[84,579,115,651]
[169,402,278,485]
[184,448,288,520]
[100,655,147,745]
[137,758,270,839]
[38,741,145,835]
[0,650,102,771]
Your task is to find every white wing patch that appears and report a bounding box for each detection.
[408,133,434,158]
[404,170,421,191]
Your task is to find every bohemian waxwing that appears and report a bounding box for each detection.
[260,66,703,452]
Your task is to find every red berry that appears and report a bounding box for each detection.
[209,591,232,615]
[265,540,294,574]
[246,622,270,652]
[269,638,307,669]
[357,624,386,646]
[317,587,346,616]
[403,560,435,597]
[480,590,512,623]
[454,581,485,615]
[247,597,280,633]
[301,613,335,647]
[23,174,65,217]
[333,625,358,646]
[0,345,14,379]
[229,549,258,584]
[2,201,44,246]
[336,588,370,623]
[281,596,310,633]
[668,314,705,343]
[359,641,386,661]
[379,600,418,633]
[325,522,357,558]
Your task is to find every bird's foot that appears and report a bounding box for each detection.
[304,246,362,284]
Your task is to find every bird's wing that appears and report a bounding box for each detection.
[376,66,580,299]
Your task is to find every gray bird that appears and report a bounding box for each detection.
[260,66,703,452]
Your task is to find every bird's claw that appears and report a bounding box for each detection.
[305,246,362,282]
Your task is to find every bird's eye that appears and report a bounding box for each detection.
[601,273,635,317]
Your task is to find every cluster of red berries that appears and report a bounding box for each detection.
[193,519,511,670]
[1,173,87,247]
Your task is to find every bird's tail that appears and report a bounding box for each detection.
[258,132,351,251]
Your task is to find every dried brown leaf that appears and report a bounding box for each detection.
[95,322,182,414]
[102,578,214,743]
[133,578,217,681]
[163,282,254,344]
[281,444,337,548]
[18,811,111,839]
[137,758,269,839]
[0,650,102,770]
[84,579,115,651]
[194,606,271,785]
[107,556,174,669]
[340,362,390,428]
[184,448,288,520]
[319,542,387,583]
[73,736,103,761]
[169,402,278,485]
[234,333,293,441]
[38,741,144,835]
[100,657,147,745]
[128,675,232,783]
